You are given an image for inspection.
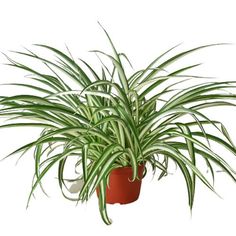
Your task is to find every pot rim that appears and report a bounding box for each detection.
[110,163,145,175]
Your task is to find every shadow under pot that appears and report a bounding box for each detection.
[96,164,145,204]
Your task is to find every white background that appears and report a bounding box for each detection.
[1,0,236,235]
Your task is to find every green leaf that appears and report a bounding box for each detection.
[176,123,196,208]
[98,178,112,225]
[79,144,122,199]
[27,148,80,208]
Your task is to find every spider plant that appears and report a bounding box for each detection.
[1,26,236,225]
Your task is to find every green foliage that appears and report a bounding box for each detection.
[1,28,236,224]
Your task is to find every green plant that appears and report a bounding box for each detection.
[1,26,236,225]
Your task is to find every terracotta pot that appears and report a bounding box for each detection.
[97,164,145,204]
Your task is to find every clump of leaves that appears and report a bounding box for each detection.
[1,26,236,224]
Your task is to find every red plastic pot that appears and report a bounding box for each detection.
[97,164,145,204]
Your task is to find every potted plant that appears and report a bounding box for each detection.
[1,26,236,225]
